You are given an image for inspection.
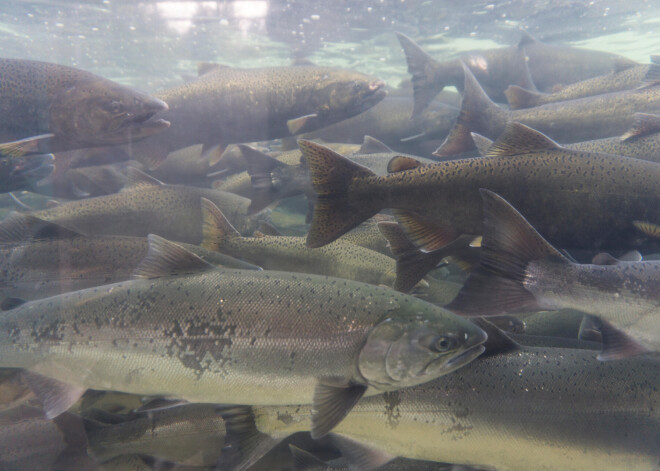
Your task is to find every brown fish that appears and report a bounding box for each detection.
[435,63,660,157]
[128,65,385,167]
[397,31,635,116]
[0,59,168,161]
[301,122,660,252]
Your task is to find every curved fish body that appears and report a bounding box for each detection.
[301,123,660,252]
[251,341,660,471]
[0,236,486,438]
[435,64,660,156]
[0,169,263,245]
[397,32,633,116]
[0,59,168,154]
[129,65,386,167]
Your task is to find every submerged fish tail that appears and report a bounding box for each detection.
[299,140,381,248]
[434,64,508,157]
[396,33,447,117]
[447,189,571,316]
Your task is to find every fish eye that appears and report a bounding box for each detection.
[109,101,124,114]
[432,336,457,352]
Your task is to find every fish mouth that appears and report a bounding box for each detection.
[117,110,170,138]
[445,344,486,370]
[360,80,387,107]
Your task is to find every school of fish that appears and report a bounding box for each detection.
[0,26,659,471]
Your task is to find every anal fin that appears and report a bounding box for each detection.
[597,319,651,361]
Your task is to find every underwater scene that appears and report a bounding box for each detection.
[1,0,660,470]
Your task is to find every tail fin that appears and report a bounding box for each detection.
[505,85,548,109]
[396,32,445,117]
[447,189,570,317]
[433,64,509,157]
[299,140,381,248]
[200,197,241,252]
[240,144,309,215]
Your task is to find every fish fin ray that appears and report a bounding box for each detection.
[633,220,660,239]
[299,140,380,247]
[395,32,444,117]
[621,113,660,141]
[472,318,522,356]
[471,132,494,156]
[433,63,508,157]
[447,189,570,317]
[123,167,164,190]
[504,85,546,110]
[393,210,457,252]
[330,433,395,471]
[22,372,85,419]
[358,135,393,154]
[289,445,327,470]
[311,381,367,439]
[200,197,241,252]
[485,122,562,157]
[0,212,84,242]
[0,133,55,157]
[133,234,215,279]
[287,114,319,135]
[597,318,651,361]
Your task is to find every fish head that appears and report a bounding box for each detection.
[50,78,170,147]
[301,70,386,133]
[358,303,487,390]
[0,152,54,190]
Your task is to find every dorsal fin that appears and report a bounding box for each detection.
[123,167,164,191]
[0,133,55,158]
[200,197,241,252]
[359,136,393,154]
[614,56,639,73]
[472,318,521,356]
[486,122,562,157]
[633,220,660,239]
[197,62,229,76]
[0,212,84,242]
[471,132,494,156]
[621,113,660,141]
[638,61,660,88]
[387,156,424,173]
[133,234,215,279]
[517,30,539,48]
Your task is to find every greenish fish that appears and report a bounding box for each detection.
[397,31,634,116]
[301,123,660,252]
[448,189,660,360]
[230,324,660,471]
[435,63,660,156]
[0,167,264,244]
[0,58,168,161]
[0,234,486,439]
[505,62,650,109]
[0,214,258,304]
[129,64,385,168]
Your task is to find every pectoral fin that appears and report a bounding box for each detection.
[22,372,86,419]
[311,381,367,439]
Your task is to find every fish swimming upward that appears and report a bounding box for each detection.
[448,189,660,361]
